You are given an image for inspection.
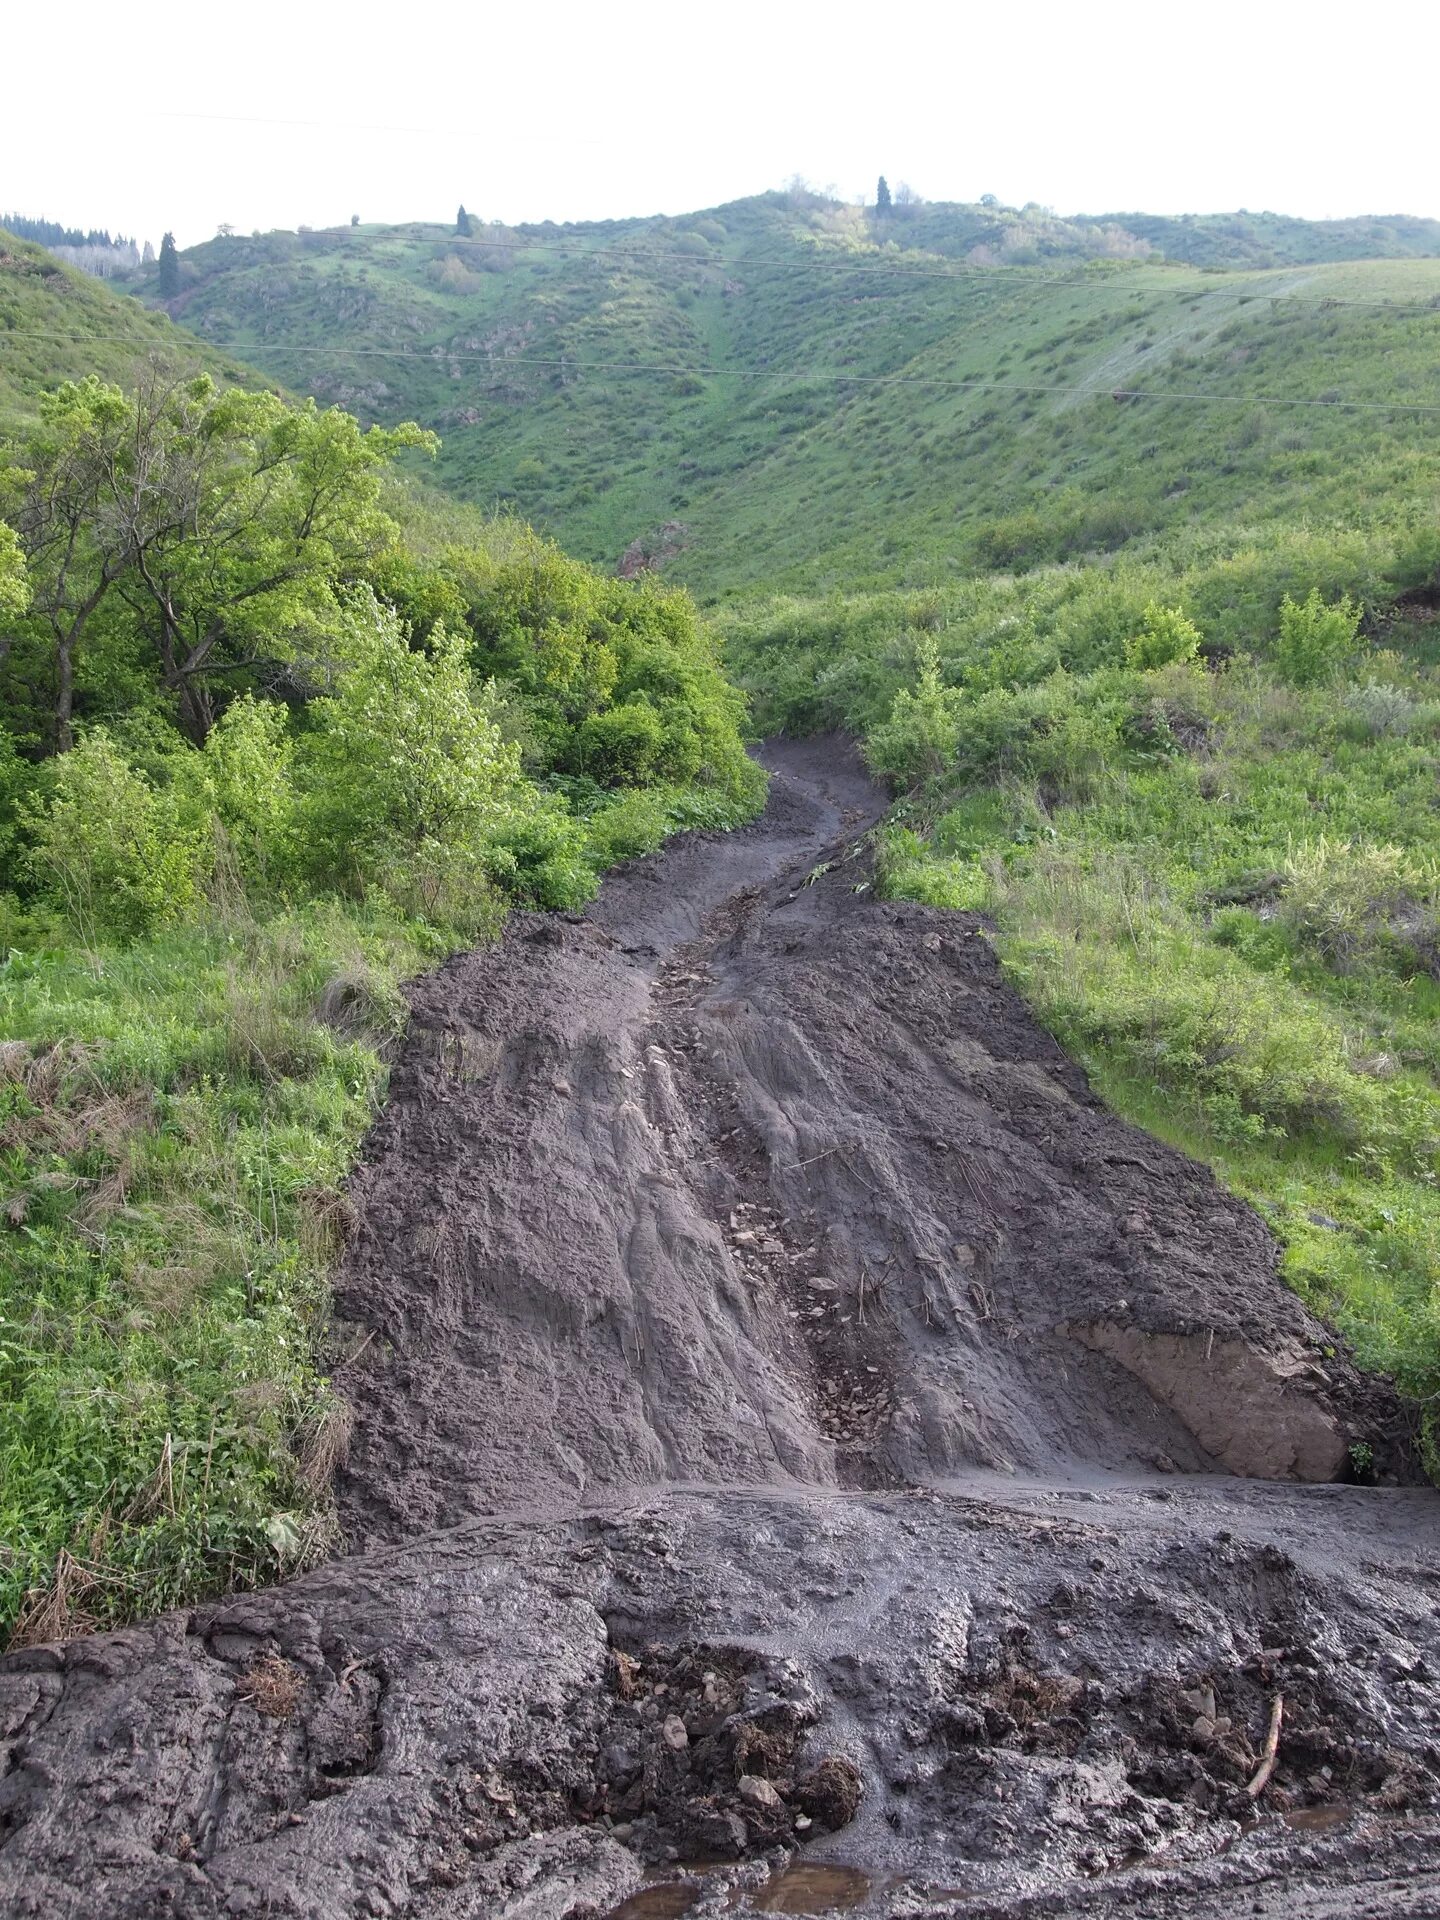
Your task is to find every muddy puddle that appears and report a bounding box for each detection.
[609,1860,876,1918]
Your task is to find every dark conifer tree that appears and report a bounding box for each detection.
[456,204,473,237]
[158,231,180,297]
[876,176,892,216]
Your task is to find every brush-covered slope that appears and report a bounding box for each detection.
[0,229,266,429]
[130,193,1440,594]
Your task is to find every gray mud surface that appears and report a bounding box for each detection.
[3,739,1438,1918]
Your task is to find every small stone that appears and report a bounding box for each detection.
[553,1078,572,1097]
[661,1715,689,1752]
[738,1773,783,1809]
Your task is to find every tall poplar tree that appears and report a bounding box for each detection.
[158,231,180,297]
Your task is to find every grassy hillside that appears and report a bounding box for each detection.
[0,229,265,428]
[128,195,1440,594]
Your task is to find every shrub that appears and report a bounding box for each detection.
[0,521,28,620]
[483,798,596,909]
[1339,680,1419,739]
[1274,589,1364,686]
[1123,602,1203,672]
[202,696,296,889]
[865,637,962,786]
[297,595,521,893]
[577,700,666,786]
[585,789,671,867]
[27,731,208,942]
[1278,837,1440,978]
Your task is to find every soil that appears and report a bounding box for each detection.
[2,738,1437,1919]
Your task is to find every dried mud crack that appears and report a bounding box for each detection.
[2,739,1437,1920]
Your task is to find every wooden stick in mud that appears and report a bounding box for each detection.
[1246,1694,1284,1798]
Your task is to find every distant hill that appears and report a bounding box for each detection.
[0,228,265,430]
[123,192,1440,595]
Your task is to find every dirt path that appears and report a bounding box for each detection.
[2,741,1437,1919]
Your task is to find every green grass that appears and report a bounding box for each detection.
[0,899,443,1639]
[864,633,1440,1429]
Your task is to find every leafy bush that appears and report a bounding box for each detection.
[865,637,961,785]
[1274,589,1364,686]
[483,799,596,910]
[578,699,667,786]
[26,731,208,942]
[1123,601,1202,671]
[202,696,296,888]
[296,595,521,892]
[0,520,27,619]
[585,789,671,866]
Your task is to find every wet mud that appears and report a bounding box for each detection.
[2,739,1437,1918]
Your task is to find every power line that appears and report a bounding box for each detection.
[4,327,1440,415]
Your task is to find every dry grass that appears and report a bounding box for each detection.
[236,1652,306,1719]
[296,1396,355,1491]
[5,1546,109,1650]
[297,1185,356,1269]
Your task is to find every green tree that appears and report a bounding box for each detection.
[1,377,136,750]
[1,375,436,747]
[158,231,180,297]
[876,176,893,216]
[456,204,473,238]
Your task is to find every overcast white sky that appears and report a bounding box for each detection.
[6,0,1437,247]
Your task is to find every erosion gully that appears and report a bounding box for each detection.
[2,739,1437,1919]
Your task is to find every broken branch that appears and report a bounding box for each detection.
[1245,1694,1284,1798]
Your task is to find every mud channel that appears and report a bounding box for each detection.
[2,739,1438,1918]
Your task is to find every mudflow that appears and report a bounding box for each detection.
[2,740,1438,1920]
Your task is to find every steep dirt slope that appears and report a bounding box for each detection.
[1,741,1436,1920]
[331,739,1398,1551]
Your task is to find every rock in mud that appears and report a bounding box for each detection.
[794,1755,864,1830]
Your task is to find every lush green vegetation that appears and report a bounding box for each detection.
[125,197,1440,598]
[0,365,760,1643]
[728,531,1440,1444]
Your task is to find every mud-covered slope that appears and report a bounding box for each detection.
[1,740,1436,1920]
[332,740,1401,1550]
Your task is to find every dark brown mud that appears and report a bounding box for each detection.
[2,739,1437,1919]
